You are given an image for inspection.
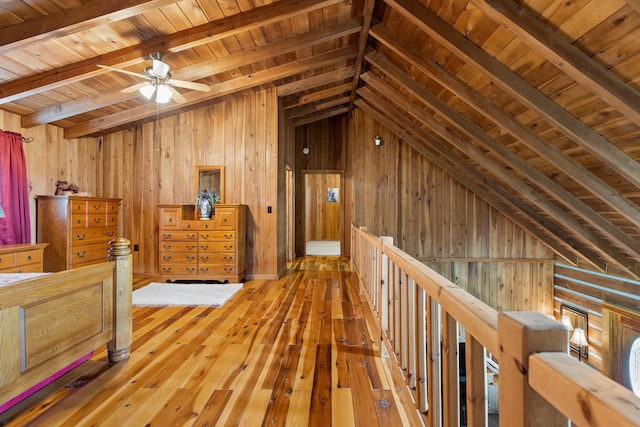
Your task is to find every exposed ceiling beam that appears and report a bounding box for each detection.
[22,18,361,127]
[370,23,640,232]
[0,0,344,103]
[283,82,352,109]
[384,0,640,192]
[468,0,640,126]
[287,95,350,119]
[276,67,356,97]
[291,106,349,127]
[361,69,634,274]
[347,0,376,115]
[65,47,357,138]
[0,0,178,55]
[355,94,589,267]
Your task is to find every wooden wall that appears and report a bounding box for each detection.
[345,109,555,314]
[293,118,347,256]
[0,110,103,242]
[5,88,282,279]
[101,88,280,279]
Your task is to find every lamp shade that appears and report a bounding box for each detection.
[155,84,173,103]
[139,84,156,100]
[561,315,574,331]
[570,327,588,347]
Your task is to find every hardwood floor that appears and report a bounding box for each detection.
[2,256,425,426]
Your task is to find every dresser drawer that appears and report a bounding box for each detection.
[70,242,109,266]
[15,249,43,267]
[0,264,43,273]
[71,226,117,244]
[199,231,235,241]
[198,253,235,265]
[159,241,198,252]
[198,265,236,276]
[160,231,198,241]
[213,208,236,231]
[160,252,197,264]
[0,253,14,269]
[198,242,235,253]
[160,264,198,275]
[160,208,180,228]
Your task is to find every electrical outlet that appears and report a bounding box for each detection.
[134,244,139,252]
[267,206,272,213]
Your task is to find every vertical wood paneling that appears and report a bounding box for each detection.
[346,109,555,314]
[96,88,279,279]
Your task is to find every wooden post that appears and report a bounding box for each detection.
[465,333,487,427]
[498,312,568,427]
[107,238,133,362]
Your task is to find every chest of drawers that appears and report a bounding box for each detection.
[36,196,121,271]
[158,204,246,282]
[0,243,48,273]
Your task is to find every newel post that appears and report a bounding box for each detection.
[107,238,133,362]
[498,312,568,427]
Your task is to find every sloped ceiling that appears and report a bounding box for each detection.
[1,0,640,278]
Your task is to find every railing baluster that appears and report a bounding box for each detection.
[442,310,460,426]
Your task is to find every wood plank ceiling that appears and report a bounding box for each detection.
[1,0,640,278]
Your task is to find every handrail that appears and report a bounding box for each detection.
[351,223,640,427]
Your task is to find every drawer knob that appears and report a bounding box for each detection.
[93,204,102,210]
[163,233,172,238]
[76,233,86,240]
[163,256,172,261]
[93,217,102,224]
[201,233,209,239]
[163,244,172,250]
[27,255,32,261]
[77,251,86,258]
[224,245,233,250]
[107,231,115,237]
[168,218,173,223]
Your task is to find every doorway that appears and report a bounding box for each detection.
[304,172,342,256]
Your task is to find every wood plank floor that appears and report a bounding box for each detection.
[2,256,425,426]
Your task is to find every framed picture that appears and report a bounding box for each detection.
[560,304,588,359]
[328,187,339,202]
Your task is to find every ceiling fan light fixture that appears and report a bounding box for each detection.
[155,84,173,103]
[139,84,156,100]
[152,59,170,78]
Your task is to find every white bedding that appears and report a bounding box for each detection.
[0,272,50,287]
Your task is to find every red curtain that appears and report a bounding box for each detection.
[0,130,31,244]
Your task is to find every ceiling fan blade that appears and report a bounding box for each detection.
[97,64,146,79]
[120,82,150,93]
[168,86,187,104]
[171,79,211,92]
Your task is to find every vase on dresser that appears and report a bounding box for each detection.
[199,199,212,220]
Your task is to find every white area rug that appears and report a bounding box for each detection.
[132,282,243,306]
[305,240,340,256]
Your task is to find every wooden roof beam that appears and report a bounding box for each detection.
[22,18,361,127]
[291,106,349,127]
[346,0,376,115]
[0,0,344,104]
[355,93,591,268]
[287,95,350,119]
[0,0,178,55]
[276,67,356,97]
[369,24,640,231]
[384,0,640,192]
[65,47,357,138]
[362,65,640,276]
[468,0,640,126]
[283,82,352,109]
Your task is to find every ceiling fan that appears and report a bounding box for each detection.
[98,53,210,104]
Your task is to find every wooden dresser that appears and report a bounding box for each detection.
[0,243,48,272]
[158,204,247,282]
[36,195,121,272]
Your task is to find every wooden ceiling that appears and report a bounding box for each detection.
[2,0,640,278]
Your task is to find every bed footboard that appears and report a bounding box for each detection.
[0,238,132,407]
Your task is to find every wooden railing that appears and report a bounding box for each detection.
[351,224,640,427]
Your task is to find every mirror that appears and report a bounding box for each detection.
[195,166,224,204]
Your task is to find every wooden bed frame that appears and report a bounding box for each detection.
[0,238,132,410]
